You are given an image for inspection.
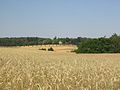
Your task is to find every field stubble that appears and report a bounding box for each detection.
[0,46,120,90]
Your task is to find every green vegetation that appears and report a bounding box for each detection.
[0,37,87,46]
[76,34,120,53]
[1,33,120,53]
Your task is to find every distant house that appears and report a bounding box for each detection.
[59,41,62,45]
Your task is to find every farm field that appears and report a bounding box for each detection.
[0,46,120,90]
[20,45,77,52]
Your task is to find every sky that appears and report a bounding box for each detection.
[0,0,120,38]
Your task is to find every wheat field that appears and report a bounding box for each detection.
[0,46,120,90]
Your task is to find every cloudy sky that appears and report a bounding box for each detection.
[0,0,120,38]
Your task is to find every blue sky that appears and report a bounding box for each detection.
[0,0,120,38]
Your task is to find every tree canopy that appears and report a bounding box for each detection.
[76,34,120,53]
[0,37,87,46]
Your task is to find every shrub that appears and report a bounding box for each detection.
[38,48,46,51]
[48,47,54,51]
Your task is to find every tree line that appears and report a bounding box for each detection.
[1,34,120,53]
[76,34,120,53]
[0,37,88,46]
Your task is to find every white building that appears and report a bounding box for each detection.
[59,41,62,45]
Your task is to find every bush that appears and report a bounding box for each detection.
[38,48,46,51]
[48,47,54,51]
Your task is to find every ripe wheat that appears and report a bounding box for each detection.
[0,47,120,90]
